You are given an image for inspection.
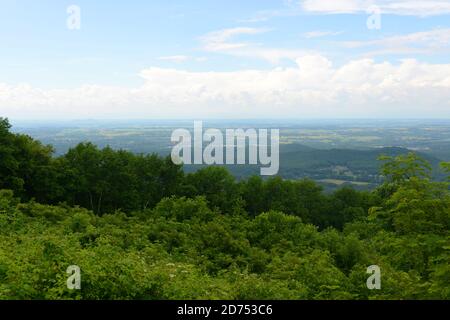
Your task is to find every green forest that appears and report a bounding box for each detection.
[0,117,449,300]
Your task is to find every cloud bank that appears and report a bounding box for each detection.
[201,27,311,63]
[342,28,450,56]
[1,55,450,119]
[301,0,450,16]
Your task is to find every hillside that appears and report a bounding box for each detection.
[0,117,449,300]
[185,144,444,191]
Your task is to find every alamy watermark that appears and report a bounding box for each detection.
[66,265,81,290]
[67,5,81,30]
[367,5,381,30]
[171,121,279,176]
[366,265,381,290]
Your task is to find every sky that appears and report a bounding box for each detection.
[1,0,450,120]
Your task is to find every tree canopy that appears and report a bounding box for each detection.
[0,117,449,300]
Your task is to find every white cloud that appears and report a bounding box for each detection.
[342,28,450,55]
[158,55,189,63]
[303,30,343,38]
[1,56,450,119]
[240,0,450,24]
[201,27,269,52]
[195,57,208,62]
[301,0,450,16]
[201,27,311,63]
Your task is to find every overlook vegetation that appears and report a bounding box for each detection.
[0,117,449,300]
[17,119,450,190]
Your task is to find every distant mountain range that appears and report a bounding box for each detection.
[11,120,450,191]
[185,144,444,191]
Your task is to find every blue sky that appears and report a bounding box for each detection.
[1,0,450,119]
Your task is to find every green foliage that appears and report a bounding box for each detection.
[0,120,449,300]
[183,167,241,215]
[379,152,432,184]
[0,117,55,202]
[49,143,184,214]
[152,196,216,222]
[442,162,450,180]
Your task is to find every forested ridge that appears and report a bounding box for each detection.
[0,117,449,299]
